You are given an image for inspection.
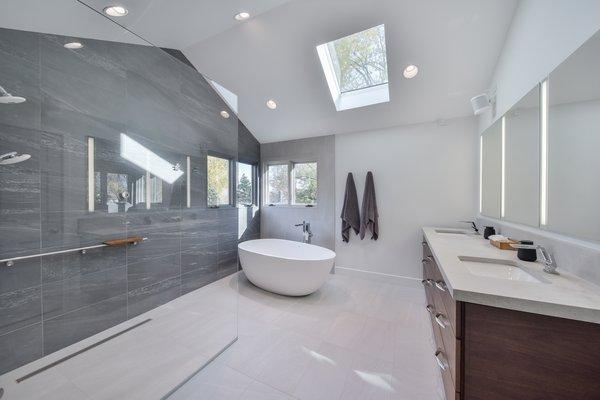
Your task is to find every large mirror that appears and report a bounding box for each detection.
[481,119,502,218]
[546,30,600,242]
[504,86,540,227]
[479,28,600,243]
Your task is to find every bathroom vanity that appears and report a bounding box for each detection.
[421,227,600,400]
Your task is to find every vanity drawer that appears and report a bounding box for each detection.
[422,254,462,338]
[429,310,458,400]
[427,299,461,391]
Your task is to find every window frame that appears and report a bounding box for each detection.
[206,152,235,208]
[236,161,259,207]
[263,160,318,207]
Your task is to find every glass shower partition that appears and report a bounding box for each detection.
[0,2,238,399]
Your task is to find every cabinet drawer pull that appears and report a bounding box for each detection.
[421,279,434,287]
[421,241,427,247]
[421,256,433,264]
[435,350,449,371]
[435,281,447,292]
[435,313,449,329]
[426,304,436,316]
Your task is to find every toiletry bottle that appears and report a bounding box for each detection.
[517,240,537,262]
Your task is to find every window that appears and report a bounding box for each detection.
[293,162,317,205]
[267,164,289,205]
[265,162,317,206]
[207,155,231,207]
[317,24,389,111]
[237,162,255,206]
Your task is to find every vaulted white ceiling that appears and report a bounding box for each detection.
[0,0,517,143]
[182,0,518,142]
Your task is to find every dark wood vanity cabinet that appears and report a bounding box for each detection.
[421,239,600,400]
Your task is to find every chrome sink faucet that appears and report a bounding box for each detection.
[511,244,558,274]
[459,220,479,235]
[295,221,313,244]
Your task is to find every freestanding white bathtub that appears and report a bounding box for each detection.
[238,239,336,296]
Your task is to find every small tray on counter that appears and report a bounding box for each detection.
[489,237,519,250]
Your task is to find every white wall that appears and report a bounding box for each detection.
[335,117,478,279]
[261,135,335,250]
[479,0,600,132]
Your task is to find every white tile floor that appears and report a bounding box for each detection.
[170,272,444,400]
[0,271,444,400]
[0,277,238,400]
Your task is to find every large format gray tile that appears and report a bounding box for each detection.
[42,265,127,319]
[43,294,127,355]
[0,27,40,65]
[40,66,128,126]
[127,276,181,318]
[0,46,41,131]
[127,253,180,291]
[0,257,40,295]
[0,284,41,336]
[41,33,126,95]
[0,124,41,258]
[0,322,42,374]
[42,244,126,283]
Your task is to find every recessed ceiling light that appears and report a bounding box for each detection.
[64,42,84,50]
[220,110,230,119]
[403,64,419,79]
[266,99,277,110]
[104,5,128,17]
[234,12,250,21]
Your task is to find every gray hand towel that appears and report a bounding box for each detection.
[340,173,360,243]
[360,171,379,240]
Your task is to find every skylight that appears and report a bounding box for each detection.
[317,24,389,111]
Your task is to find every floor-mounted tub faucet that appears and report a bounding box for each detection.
[295,221,313,244]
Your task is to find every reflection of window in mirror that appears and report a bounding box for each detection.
[207,155,232,207]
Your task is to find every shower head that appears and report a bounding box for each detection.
[0,152,31,165]
[0,85,26,104]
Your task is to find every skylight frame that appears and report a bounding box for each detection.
[316,24,390,111]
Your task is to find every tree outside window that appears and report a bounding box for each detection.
[207,155,230,207]
[237,162,254,206]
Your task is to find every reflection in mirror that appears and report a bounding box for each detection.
[547,29,600,242]
[87,136,185,213]
[504,85,540,226]
[481,119,502,218]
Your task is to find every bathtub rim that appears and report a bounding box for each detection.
[238,238,336,262]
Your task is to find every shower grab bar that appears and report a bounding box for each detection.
[0,237,147,267]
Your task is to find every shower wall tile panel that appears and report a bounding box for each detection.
[0,27,263,374]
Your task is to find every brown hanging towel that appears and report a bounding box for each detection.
[340,172,360,242]
[359,171,379,240]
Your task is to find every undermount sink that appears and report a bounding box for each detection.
[458,256,547,283]
[435,229,467,235]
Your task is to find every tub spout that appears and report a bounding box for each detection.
[294,221,313,244]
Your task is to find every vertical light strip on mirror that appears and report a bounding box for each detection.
[540,79,549,226]
[501,116,506,218]
[145,171,151,210]
[186,156,191,208]
[479,135,483,213]
[87,137,95,212]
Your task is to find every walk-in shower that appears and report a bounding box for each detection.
[0,1,242,399]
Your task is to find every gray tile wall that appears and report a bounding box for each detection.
[0,27,251,374]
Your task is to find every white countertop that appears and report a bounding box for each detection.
[423,227,600,324]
